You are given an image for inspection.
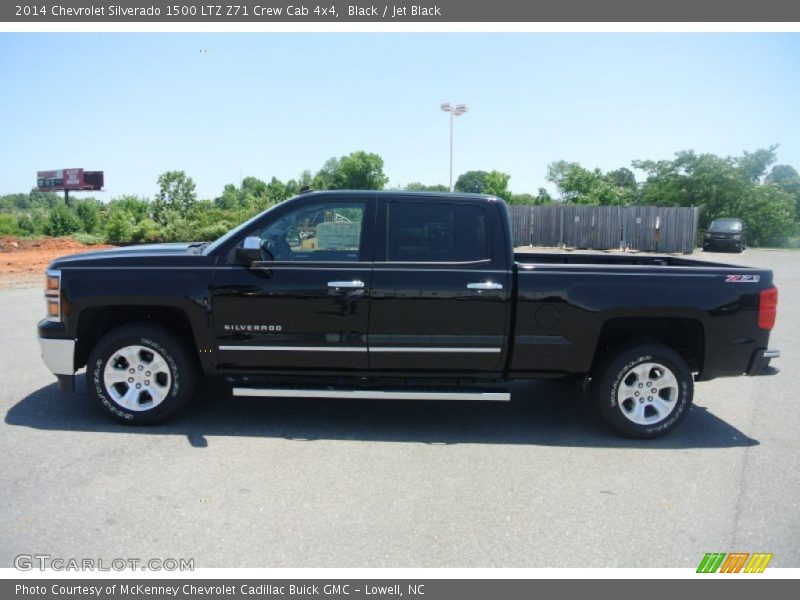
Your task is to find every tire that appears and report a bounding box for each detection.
[88,322,198,424]
[592,342,693,438]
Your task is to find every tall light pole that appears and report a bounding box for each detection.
[440,103,467,192]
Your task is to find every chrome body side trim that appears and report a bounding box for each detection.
[219,345,501,353]
[369,347,502,353]
[219,345,368,352]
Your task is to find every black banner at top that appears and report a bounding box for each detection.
[4,0,800,22]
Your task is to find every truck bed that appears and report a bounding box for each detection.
[514,252,746,269]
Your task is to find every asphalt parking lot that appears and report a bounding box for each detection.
[1,248,798,568]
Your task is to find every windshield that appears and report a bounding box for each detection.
[202,200,290,255]
[709,218,743,231]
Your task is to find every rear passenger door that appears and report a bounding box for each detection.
[368,197,511,372]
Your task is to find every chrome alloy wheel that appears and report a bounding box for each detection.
[103,345,172,411]
[616,362,679,425]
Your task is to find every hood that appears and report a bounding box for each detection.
[49,242,198,267]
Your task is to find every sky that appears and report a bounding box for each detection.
[1,33,799,200]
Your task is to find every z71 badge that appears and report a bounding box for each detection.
[725,274,760,283]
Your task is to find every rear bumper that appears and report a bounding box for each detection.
[38,337,76,392]
[747,348,780,376]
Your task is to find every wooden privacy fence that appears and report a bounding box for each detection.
[509,205,700,254]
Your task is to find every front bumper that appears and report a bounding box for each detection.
[747,348,780,376]
[705,237,741,248]
[38,337,76,392]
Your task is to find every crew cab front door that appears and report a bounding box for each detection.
[210,196,374,371]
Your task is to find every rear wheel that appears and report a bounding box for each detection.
[88,322,198,424]
[593,342,693,438]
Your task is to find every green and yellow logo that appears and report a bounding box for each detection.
[697,552,773,573]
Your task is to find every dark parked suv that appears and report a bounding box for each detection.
[703,218,747,253]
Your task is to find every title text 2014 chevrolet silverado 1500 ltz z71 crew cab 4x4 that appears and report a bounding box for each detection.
[37,191,780,438]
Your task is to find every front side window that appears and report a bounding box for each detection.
[252,202,365,262]
[388,202,488,263]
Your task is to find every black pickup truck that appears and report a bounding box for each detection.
[38,191,780,438]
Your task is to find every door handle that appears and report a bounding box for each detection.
[467,282,503,290]
[328,280,365,289]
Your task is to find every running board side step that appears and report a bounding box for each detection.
[232,388,510,401]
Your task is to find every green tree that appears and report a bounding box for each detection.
[404,182,449,192]
[606,167,637,191]
[216,184,242,210]
[339,151,388,189]
[107,195,150,221]
[0,214,20,235]
[312,157,341,190]
[483,171,512,201]
[44,205,81,236]
[765,164,799,184]
[104,209,137,243]
[634,150,746,222]
[314,151,388,190]
[736,145,778,182]
[454,170,489,194]
[765,164,800,219]
[633,147,797,245]
[153,171,197,225]
[17,211,47,235]
[508,193,536,205]
[736,185,795,246]
[547,162,629,205]
[535,187,554,205]
[74,199,101,233]
[545,161,581,201]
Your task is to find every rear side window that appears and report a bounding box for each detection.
[387,202,488,262]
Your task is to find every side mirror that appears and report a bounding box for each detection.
[235,236,263,266]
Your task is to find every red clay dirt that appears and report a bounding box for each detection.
[0,236,114,288]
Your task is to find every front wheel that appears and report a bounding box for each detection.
[88,322,198,424]
[592,342,693,438]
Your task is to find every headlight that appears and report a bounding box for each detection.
[704,233,711,239]
[733,233,741,239]
[45,269,61,322]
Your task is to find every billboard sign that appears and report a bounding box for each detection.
[36,169,103,191]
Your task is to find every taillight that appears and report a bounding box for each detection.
[758,287,778,330]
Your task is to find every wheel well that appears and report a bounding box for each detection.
[593,317,704,373]
[75,305,198,369]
